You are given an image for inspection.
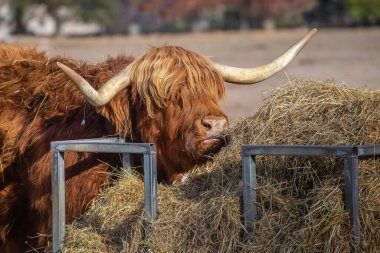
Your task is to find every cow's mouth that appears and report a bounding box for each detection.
[203,138,222,145]
[201,135,229,154]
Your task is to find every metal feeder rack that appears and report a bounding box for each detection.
[51,138,157,253]
[241,144,379,252]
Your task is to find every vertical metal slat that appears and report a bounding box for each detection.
[242,154,256,233]
[122,153,131,171]
[344,155,360,252]
[52,151,65,253]
[143,153,158,220]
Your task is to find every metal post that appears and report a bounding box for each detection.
[143,153,158,220]
[52,151,65,253]
[344,155,360,252]
[242,154,256,233]
[122,153,131,170]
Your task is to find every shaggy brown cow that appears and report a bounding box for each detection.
[0,29,316,252]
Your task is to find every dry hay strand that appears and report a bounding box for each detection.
[63,80,379,252]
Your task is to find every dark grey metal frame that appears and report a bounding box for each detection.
[50,138,157,253]
[241,144,379,251]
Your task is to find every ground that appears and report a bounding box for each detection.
[10,27,380,120]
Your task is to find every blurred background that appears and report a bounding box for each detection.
[2,0,379,37]
[0,0,379,118]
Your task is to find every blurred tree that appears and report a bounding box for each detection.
[312,0,347,26]
[245,0,318,29]
[11,0,120,34]
[11,0,32,33]
[247,0,317,17]
[310,0,380,26]
[132,0,221,22]
[345,0,380,24]
[122,0,226,32]
[121,0,319,32]
[10,0,380,35]
[66,0,120,27]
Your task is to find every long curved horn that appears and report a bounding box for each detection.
[214,28,317,84]
[57,62,132,106]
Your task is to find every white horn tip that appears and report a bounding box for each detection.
[307,28,318,40]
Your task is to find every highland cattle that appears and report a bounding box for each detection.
[0,29,316,252]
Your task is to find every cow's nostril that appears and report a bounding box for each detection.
[201,119,212,130]
[200,116,227,133]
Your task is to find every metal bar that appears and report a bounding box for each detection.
[52,151,65,253]
[241,144,355,157]
[66,137,122,143]
[143,153,158,220]
[242,144,380,157]
[344,156,360,252]
[51,143,153,154]
[357,144,380,156]
[242,154,256,233]
[51,137,122,146]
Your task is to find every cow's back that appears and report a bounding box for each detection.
[0,45,87,168]
[0,45,134,251]
[0,44,133,172]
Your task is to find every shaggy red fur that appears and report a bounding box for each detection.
[0,44,227,251]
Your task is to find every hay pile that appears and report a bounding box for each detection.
[63,80,379,253]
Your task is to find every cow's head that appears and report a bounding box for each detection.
[58,29,317,182]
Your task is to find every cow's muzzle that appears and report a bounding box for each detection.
[201,116,228,139]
